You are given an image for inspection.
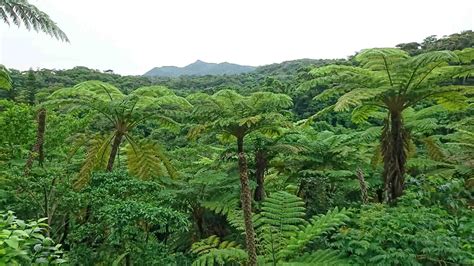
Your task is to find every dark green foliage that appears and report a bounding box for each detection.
[332,202,473,265]
[397,30,474,55]
[190,235,247,266]
[1,30,473,265]
[67,171,189,265]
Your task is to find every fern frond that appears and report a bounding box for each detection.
[191,235,247,266]
[0,0,69,41]
[74,134,112,189]
[334,87,386,112]
[356,48,409,71]
[351,104,384,124]
[280,249,349,266]
[126,139,177,180]
[422,137,445,161]
[277,207,351,260]
[192,248,248,266]
[254,191,307,262]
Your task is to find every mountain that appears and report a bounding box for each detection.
[143,60,256,77]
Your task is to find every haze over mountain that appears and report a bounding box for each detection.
[144,60,256,77]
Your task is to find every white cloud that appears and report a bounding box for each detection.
[0,0,472,75]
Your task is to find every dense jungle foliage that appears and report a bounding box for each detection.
[1,1,473,265]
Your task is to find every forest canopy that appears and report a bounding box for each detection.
[0,1,473,265]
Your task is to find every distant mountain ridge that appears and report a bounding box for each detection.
[144,60,256,77]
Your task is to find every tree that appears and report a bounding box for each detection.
[24,107,46,175]
[249,131,305,202]
[0,0,69,41]
[0,65,12,91]
[188,89,293,265]
[25,69,38,105]
[305,48,473,202]
[48,81,191,186]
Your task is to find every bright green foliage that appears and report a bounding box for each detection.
[309,48,472,119]
[191,235,247,266]
[280,250,349,266]
[305,48,473,201]
[256,192,350,264]
[0,100,35,162]
[49,81,191,185]
[1,30,473,265]
[269,127,369,214]
[68,171,189,265]
[125,140,177,181]
[333,202,473,265]
[188,89,293,141]
[277,207,350,261]
[0,0,69,41]
[0,211,66,264]
[192,191,350,265]
[0,65,12,91]
[70,133,111,187]
[254,191,307,261]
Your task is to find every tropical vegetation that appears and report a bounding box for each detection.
[0,1,473,264]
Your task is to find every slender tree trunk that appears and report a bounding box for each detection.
[24,108,46,175]
[254,149,267,201]
[356,168,369,204]
[59,215,70,247]
[237,137,257,266]
[106,132,123,172]
[192,206,205,240]
[381,110,407,202]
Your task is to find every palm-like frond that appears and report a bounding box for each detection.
[0,0,69,41]
[188,89,293,139]
[125,140,177,180]
[307,49,471,124]
[74,134,112,189]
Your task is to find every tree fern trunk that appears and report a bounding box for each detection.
[237,137,258,266]
[106,132,123,172]
[24,108,46,175]
[254,149,267,201]
[381,110,408,202]
[356,168,369,204]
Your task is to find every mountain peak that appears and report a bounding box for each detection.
[144,61,255,77]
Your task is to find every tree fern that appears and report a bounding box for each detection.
[191,235,247,266]
[188,89,293,265]
[306,48,472,201]
[0,0,69,41]
[48,81,189,183]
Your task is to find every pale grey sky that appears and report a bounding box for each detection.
[0,0,472,75]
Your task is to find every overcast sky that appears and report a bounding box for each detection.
[0,0,472,75]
